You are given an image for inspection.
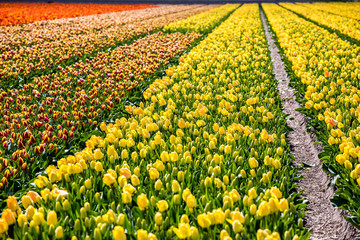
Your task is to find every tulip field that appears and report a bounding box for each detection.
[1,2,360,239]
[263,3,360,229]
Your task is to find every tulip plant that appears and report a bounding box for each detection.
[263,3,360,228]
[0,4,310,240]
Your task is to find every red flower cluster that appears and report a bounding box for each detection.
[0,3,156,26]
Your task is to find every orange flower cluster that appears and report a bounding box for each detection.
[0,3,156,26]
[0,31,200,192]
[0,5,213,84]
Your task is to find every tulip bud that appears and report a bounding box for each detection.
[177,171,184,182]
[232,220,243,233]
[190,227,199,240]
[94,228,102,240]
[17,213,27,227]
[85,179,92,189]
[180,214,189,224]
[204,177,212,188]
[137,229,148,240]
[174,194,181,205]
[154,179,162,191]
[47,211,58,226]
[74,219,81,232]
[63,200,71,211]
[250,204,257,215]
[117,214,126,226]
[80,186,86,195]
[284,231,291,240]
[122,190,132,204]
[85,217,91,229]
[172,180,181,193]
[80,207,89,220]
[95,192,101,203]
[48,224,55,236]
[55,201,62,212]
[155,212,162,226]
[298,218,303,229]
[55,226,64,239]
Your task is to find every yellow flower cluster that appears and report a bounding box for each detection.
[280,3,360,42]
[295,2,360,21]
[263,3,360,226]
[164,4,239,34]
[0,4,307,239]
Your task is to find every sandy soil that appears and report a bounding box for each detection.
[260,9,359,240]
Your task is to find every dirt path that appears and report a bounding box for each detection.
[260,9,358,240]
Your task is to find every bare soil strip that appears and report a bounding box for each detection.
[260,9,358,240]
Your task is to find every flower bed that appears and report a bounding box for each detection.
[263,3,360,228]
[0,4,308,240]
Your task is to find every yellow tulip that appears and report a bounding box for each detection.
[95,162,103,172]
[186,194,197,208]
[232,219,243,233]
[149,168,159,180]
[172,180,181,193]
[113,226,126,240]
[107,145,119,159]
[0,219,8,235]
[94,149,104,160]
[122,192,132,204]
[178,118,186,129]
[47,211,58,226]
[248,187,257,199]
[17,213,27,227]
[197,213,211,228]
[270,187,282,199]
[137,194,149,211]
[279,199,289,212]
[257,201,270,217]
[213,208,225,224]
[103,174,116,186]
[173,223,191,239]
[6,196,19,212]
[148,233,157,240]
[156,200,169,212]
[55,226,64,239]
[137,229,148,240]
[1,209,15,225]
[33,212,45,226]
[248,158,259,169]
[155,212,162,225]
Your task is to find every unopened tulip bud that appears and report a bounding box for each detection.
[80,207,87,219]
[116,214,125,226]
[190,226,199,240]
[17,213,27,227]
[94,228,102,240]
[63,200,70,211]
[74,219,81,232]
[55,226,64,239]
[47,211,57,226]
[174,194,181,205]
